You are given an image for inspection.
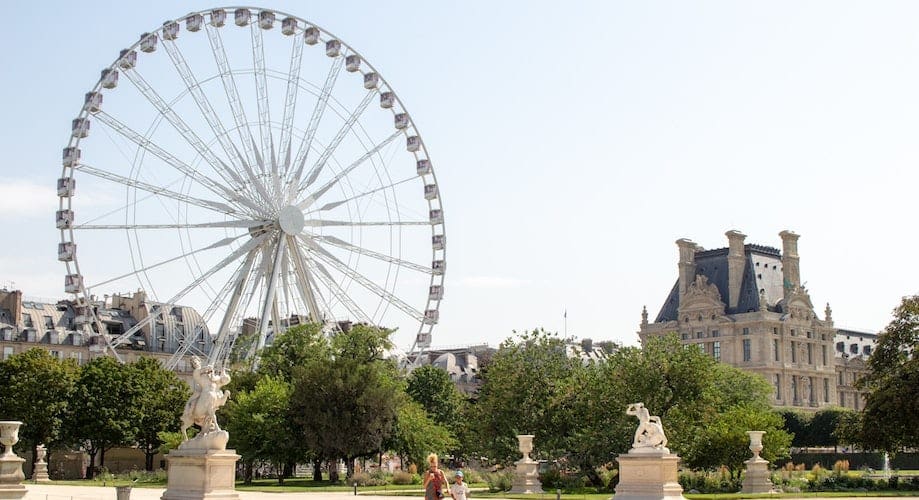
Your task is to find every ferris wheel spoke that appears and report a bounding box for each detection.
[297,90,378,193]
[278,34,305,178]
[297,130,402,210]
[312,234,433,274]
[110,233,268,348]
[301,235,424,322]
[75,220,269,230]
[287,55,345,196]
[93,110,264,216]
[205,24,259,169]
[250,24,275,180]
[75,163,243,217]
[161,38,271,207]
[294,241,373,324]
[304,219,427,228]
[120,68,251,199]
[313,175,415,212]
[86,234,247,290]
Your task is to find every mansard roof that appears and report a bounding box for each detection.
[655,244,786,322]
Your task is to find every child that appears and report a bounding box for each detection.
[449,470,470,500]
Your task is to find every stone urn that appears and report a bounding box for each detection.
[518,434,535,463]
[746,431,765,461]
[0,423,21,459]
[0,421,26,499]
[509,434,542,494]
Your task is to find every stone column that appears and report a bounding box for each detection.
[510,435,543,494]
[741,431,773,493]
[779,230,800,291]
[0,421,26,500]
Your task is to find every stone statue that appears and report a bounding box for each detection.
[180,357,231,450]
[626,403,668,450]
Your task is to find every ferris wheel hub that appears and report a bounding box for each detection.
[278,205,305,235]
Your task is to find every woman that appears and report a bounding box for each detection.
[423,453,449,500]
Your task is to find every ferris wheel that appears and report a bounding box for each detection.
[56,7,445,368]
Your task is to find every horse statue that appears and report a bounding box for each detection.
[180,357,232,444]
[626,402,667,450]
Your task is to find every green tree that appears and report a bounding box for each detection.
[388,399,457,469]
[130,356,189,471]
[779,410,811,447]
[855,295,919,451]
[805,407,852,449]
[258,322,326,381]
[680,405,790,479]
[289,324,402,481]
[406,365,464,426]
[64,356,140,477]
[0,348,78,463]
[470,329,578,464]
[225,376,300,484]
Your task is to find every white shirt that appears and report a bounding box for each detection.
[450,482,470,500]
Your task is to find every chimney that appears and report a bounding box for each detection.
[676,239,698,296]
[726,230,746,309]
[779,230,801,290]
[0,289,23,327]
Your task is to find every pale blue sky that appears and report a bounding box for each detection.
[1,1,917,349]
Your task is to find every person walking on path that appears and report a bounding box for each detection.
[449,470,470,500]
[423,453,449,500]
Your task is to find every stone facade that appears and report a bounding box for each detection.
[639,230,871,410]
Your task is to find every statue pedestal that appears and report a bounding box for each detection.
[510,459,543,494]
[0,455,27,500]
[31,461,50,483]
[613,449,686,500]
[161,448,240,500]
[741,458,773,493]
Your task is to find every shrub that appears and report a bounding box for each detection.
[485,470,514,492]
[462,469,484,484]
[350,472,388,486]
[393,471,415,485]
[833,459,850,474]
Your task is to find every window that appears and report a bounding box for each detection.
[712,330,720,338]
[791,341,797,362]
[21,314,33,328]
[836,341,844,352]
[839,392,845,407]
[742,339,751,362]
[742,327,750,335]
[713,341,721,361]
[822,345,827,365]
[791,329,796,336]
[43,315,54,329]
[49,350,62,360]
[864,345,872,356]
[838,371,844,385]
[774,374,782,400]
[696,331,704,339]
[681,332,689,340]
[773,327,779,335]
[71,352,82,364]
[2,347,12,360]
[773,339,780,361]
[807,343,813,364]
[849,344,858,354]
[823,378,829,402]
[792,376,798,401]
[806,331,812,339]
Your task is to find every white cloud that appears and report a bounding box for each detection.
[454,275,531,289]
[0,179,57,217]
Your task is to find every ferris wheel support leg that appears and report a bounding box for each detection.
[208,247,259,367]
[287,235,322,324]
[251,236,288,370]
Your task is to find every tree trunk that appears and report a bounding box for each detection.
[100,446,106,469]
[243,462,254,485]
[346,457,355,479]
[313,461,323,482]
[584,465,603,487]
[283,461,294,479]
[277,462,285,485]
[328,460,339,483]
[86,450,98,479]
[145,445,155,471]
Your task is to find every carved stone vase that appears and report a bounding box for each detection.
[510,435,542,494]
[0,421,26,499]
[741,431,773,494]
[31,444,50,482]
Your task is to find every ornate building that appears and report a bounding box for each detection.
[0,288,212,377]
[639,230,871,410]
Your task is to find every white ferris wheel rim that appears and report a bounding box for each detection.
[57,6,446,367]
